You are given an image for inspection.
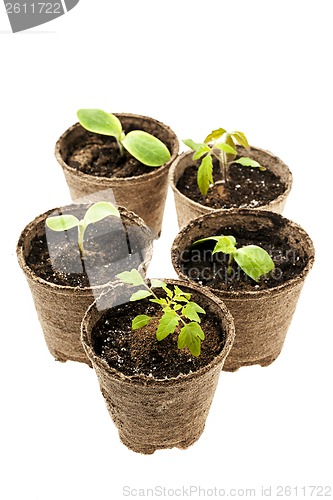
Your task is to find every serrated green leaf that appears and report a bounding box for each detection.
[204,128,226,143]
[234,245,275,282]
[132,315,152,330]
[212,236,237,255]
[122,130,170,167]
[150,279,166,289]
[197,154,213,196]
[156,311,179,341]
[174,296,190,303]
[230,131,250,149]
[182,302,206,322]
[163,286,173,299]
[130,290,152,301]
[177,322,205,357]
[193,144,211,160]
[83,202,120,228]
[117,269,145,286]
[174,304,182,311]
[77,109,123,139]
[183,138,204,151]
[215,142,237,155]
[150,298,168,306]
[174,286,191,300]
[233,157,263,168]
[46,214,79,232]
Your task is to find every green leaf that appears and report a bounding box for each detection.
[46,215,79,232]
[213,236,237,255]
[183,138,204,151]
[132,315,152,330]
[156,311,179,341]
[234,245,275,282]
[215,142,237,155]
[150,298,168,306]
[122,130,170,167]
[150,279,166,289]
[192,236,222,246]
[182,302,206,323]
[117,269,145,286]
[177,322,205,357]
[233,157,263,169]
[226,134,236,149]
[204,128,226,143]
[230,131,250,149]
[174,304,182,311]
[77,109,123,139]
[173,296,190,303]
[193,144,211,160]
[83,202,120,228]
[164,286,173,299]
[197,154,213,196]
[174,285,191,300]
[130,290,152,301]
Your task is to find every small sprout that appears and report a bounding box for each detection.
[116,270,206,357]
[183,128,266,196]
[193,235,275,282]
[46,201,120,256]
[77,109,171,167]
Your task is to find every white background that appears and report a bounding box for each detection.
[0,1,332,499]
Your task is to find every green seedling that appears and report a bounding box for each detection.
[117,269,206,357]
[46,201,120,256]
[193,235,275,282]
[183,128,265,196]
[77,109,171,167]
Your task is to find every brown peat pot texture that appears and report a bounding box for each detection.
[171,210,315,371]
[170,146,292,228]
[17,204,153,365]
[81,279,235,454]
[55,113,179,238]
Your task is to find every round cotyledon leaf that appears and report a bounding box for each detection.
[46,214,79,231]
[234,245,274,282]
[122,130,171,167]
[77,109,123,139]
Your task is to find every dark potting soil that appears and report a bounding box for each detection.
[179,226,308,292]
[176,159,286,209]
[26,211,149,287]
[92,294,226,379]
[66,132,161,178]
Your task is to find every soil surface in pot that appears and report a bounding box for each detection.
[26,213,149,287]
[66,132,162,178]
[92,295,226,379]
[179,225,308,292]
[176,159,286,209]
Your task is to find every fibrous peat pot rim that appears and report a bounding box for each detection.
[17,204,152,365]
[55,112,180,185]
[81,278,235,386]
[171,209,315,300]
[169,147,293,222]
[82,279,235,453]
[17,204,152,293]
